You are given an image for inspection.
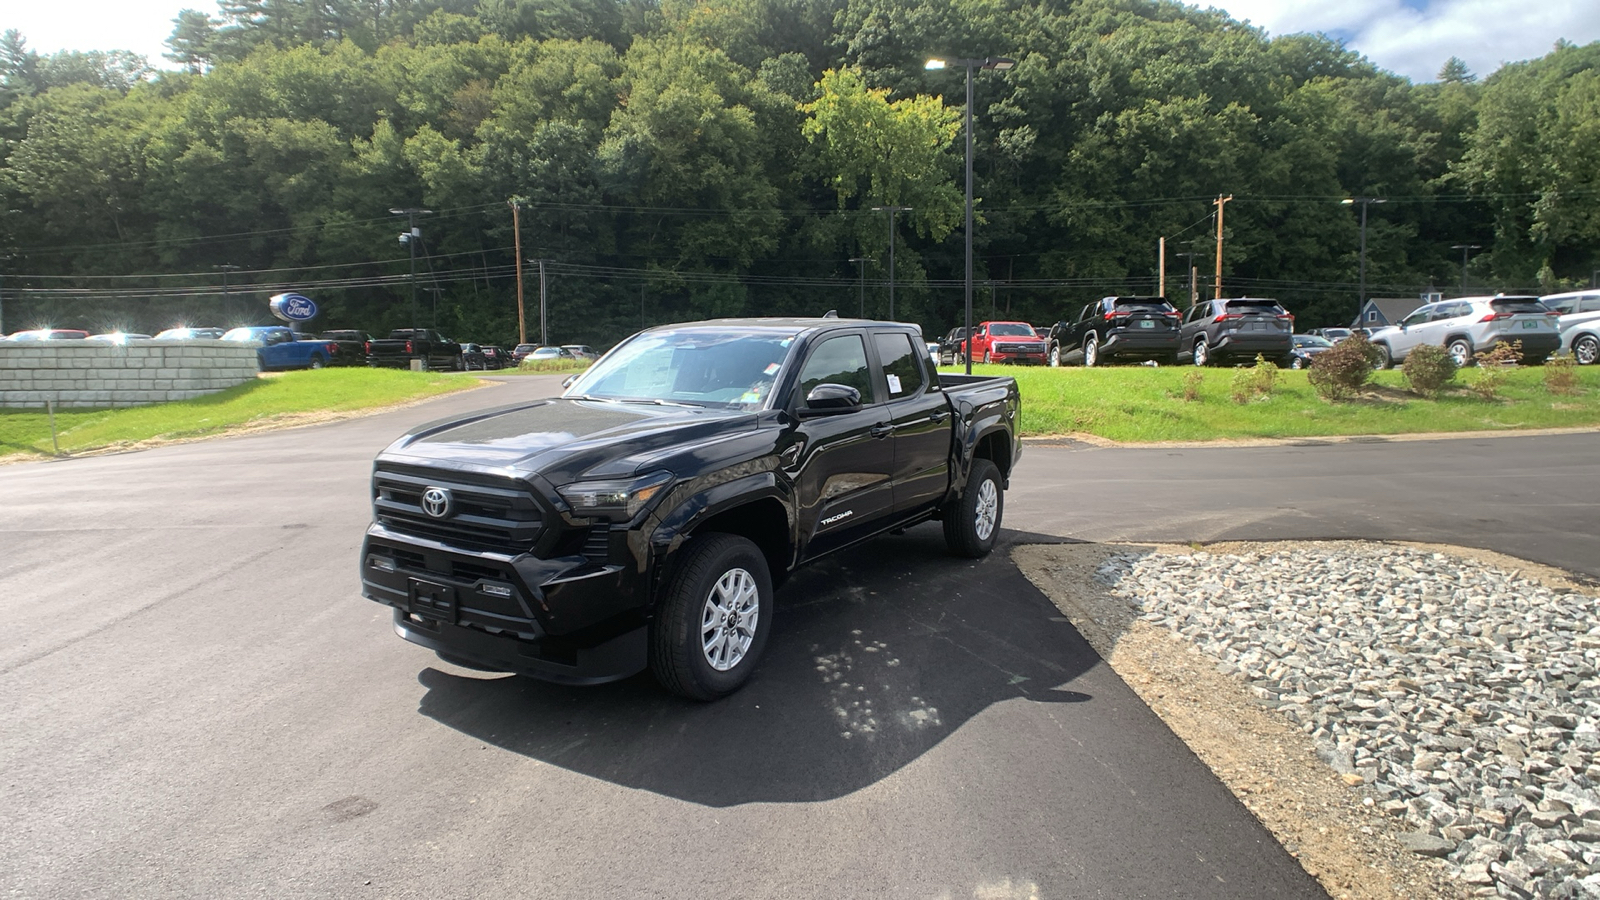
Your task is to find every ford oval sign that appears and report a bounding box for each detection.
[269,292,319,323]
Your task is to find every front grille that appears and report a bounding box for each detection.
[994,342,1044,354]
[373,464,543,552]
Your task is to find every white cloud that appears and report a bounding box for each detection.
[1206,0,1600,81]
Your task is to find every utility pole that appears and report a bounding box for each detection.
[214,264,240,323]
[849,257,868,317]
[871,205,912,320]
[1175,251,1200,307]
[535,258,548,346]
[1450,243,1482,295]
[510,199,527,345]
[390,207,432,329]
[1158,237,1166,298]
[1213,195,1232,300]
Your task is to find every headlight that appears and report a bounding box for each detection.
[555,471,674,522]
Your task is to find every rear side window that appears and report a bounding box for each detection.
[1583,296,1600,313]
[874,332,925,398]
[1225,300,1285,315]
[1490,298,1550,315]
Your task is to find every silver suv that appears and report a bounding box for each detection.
[1366,295,1559,368]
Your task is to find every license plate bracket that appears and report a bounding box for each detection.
[408,578,458,623]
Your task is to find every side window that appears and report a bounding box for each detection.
[874,332,925,398]
[1078,303,1096,322]
[1401,309,1430,327]
[1581,296,1600,313]
[797,335,874,405]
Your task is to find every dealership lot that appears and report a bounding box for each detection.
[2,375,1597,898]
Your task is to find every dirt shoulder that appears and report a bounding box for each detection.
[1013,542,1507,900]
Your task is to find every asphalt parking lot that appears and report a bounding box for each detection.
[2,375,1596,898]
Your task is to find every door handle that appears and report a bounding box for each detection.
[929,410,950,424]
[869,423,894,439]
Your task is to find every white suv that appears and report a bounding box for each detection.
[1541,290,1600,365]
[1367,295,1560,368]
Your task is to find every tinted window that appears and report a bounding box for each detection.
[799,334,873,403]
[874,332,925,398]
[1490,298,1550,315]
[1582,297,1600,313]
[989,323,1034,336]
[1225,299,1285,315]
[1113,298,1174,312]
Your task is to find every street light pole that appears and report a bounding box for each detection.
[870,205,911,320]
[1450,243,1482,295]
[389,207,433,329]
[848,257,868,317]
[213,263,240,323]
[926,55,1014,375]
[1343,197,1386,311]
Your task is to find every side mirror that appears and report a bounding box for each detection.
[562,374,578,388]
[798,383,862,417]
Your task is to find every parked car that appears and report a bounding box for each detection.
[314,330,372,367]
[153,326,226,340]
[1540,290,1600,317]
[1287,334,1335,369]
[938,327,969,366]
[1177,298,1294,366]
[7,328,90,341]
[561,344,600,361]
[1046,296,1181,367]
[365,328,463,371]
[1557,310,1600,365]
[1365,295,1558,368]
[222,326,338,370]
[925,340,941,364]
[479,345,508,370]
[359,316,1021,699]
[510,343,540,364]
[1307,327,1353,343]
[960,321,1047,365]
[86,332,153,344]
[520,346,577,364]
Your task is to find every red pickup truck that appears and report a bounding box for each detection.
[959,321,1048,364]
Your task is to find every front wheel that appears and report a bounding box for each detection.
[1373,343,1393,370]
[1447,338,1474,368]
[649,534,773,701]
[983,350,993,364]
[1289,356,1303,370]
[1048,343,1060,367]
[943,458,1003,559]
[1574,334,1599,365]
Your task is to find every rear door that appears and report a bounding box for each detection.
[872,330,952,515]
[789,332,896,560]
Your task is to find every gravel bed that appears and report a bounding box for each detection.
[1094,543,1600,900]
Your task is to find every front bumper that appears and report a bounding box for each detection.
[360,524,650,684]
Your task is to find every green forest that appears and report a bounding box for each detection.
[2,0,1597,349]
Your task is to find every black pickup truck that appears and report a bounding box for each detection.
[365,328,464,370]
[359,317,1021,699]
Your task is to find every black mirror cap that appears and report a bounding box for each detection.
[797,383,862,417]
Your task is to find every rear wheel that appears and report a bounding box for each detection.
[1447,338,1474,368]
[943,458,1003,559]
[1083,334,1100,367]
[1575,335,1599,365]
[309,356,325,370]
[649,534,773,701]
[1192,337,1210,367]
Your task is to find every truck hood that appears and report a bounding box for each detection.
[378,397,758,483]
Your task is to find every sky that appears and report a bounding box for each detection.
[3,0,1599,83]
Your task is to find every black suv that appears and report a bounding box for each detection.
[1177,298,1294,366]
[1046,296,1181,366]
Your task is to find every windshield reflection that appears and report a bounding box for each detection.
[564,326,800,410]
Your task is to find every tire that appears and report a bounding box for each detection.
[1082,334,1100,367]
[1192,336,1211,367]
[1289,356,1303,370]
[1374,343,1393,370]
[453,355,465,372]
[983,350,993,364]
[309,355,325,370]
[1575,334,1600,365]
[649,534,773,701]
[943,457,1003,559]
[1047,343,1060,367]
[1447,338,1474,368]
[956,352,967,367]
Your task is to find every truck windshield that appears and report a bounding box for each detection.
[988,323,1036,337]
[564,326,800,409]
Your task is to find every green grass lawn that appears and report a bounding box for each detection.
[942,362,1600,442]
[0,368,477,461]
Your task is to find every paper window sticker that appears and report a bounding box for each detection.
[763,363,780,375]
[886,374,902,393]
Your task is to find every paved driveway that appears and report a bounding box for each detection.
[4,376,1594,899]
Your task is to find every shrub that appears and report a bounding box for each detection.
[1180,369,1204,402]
[1230,354,1279,403]
[1544,352,1578,396]
[1469,341,1521,400]
[1307,333,1379,401]
[1401,344,1458,398]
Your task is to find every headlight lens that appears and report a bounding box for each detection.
[555,471,674,522]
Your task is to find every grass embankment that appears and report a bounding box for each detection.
[950,363,1600,442]
[0,368,476,461]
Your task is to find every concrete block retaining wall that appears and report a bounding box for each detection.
[0,341,262,408]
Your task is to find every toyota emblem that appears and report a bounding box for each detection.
[420,486,454,519]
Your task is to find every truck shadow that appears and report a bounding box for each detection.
[414,526,1098,807]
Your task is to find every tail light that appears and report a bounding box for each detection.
[1479,313,1508,322]
[1164,311,1180,318]
[405,340,414,353]
[1278,314,1295,322]
[1216,313,1243,322]
[1103,311,1121,321]
[326,342,338,353]
[363,341,371,353]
